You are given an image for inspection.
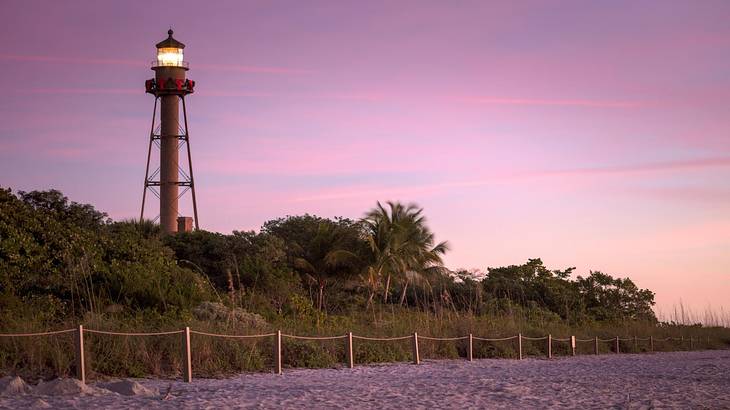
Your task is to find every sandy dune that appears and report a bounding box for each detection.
[1,350,729,409]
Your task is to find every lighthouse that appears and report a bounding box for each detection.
[140,29,199,234]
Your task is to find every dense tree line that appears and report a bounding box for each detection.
[0,188,657,325]
[0,188,210,324]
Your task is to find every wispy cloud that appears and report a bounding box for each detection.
[0,54,311,75]
[11,77,637,108]
[454,96,641,108]
[196,91,386,101]
[539,157,730,177]
[194,91,276,98]
[0,54,145,67]
[291,156,730,202]
[622,186,730,203]
[17,87,388,102]
[197,91,637,106]
[25,88,138,95]
[194,63,313,75]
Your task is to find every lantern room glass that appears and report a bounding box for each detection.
[157,47,184,67]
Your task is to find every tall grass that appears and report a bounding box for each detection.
[2,306,729,381]
[655,301,730,328]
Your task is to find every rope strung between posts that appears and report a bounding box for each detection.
[191,330,276,339]
[472,336,518,341]
[521,336,548,341]
[0,330,708,346]
[352,335,413,341]
[84,329,184,336]
[418,335,469,341]
[0,329,75,337]
[282,334,348,340]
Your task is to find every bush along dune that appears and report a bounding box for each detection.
[1,187,728,379]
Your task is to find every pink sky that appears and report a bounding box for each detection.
[1,1,729,320]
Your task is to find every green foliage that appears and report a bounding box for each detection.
[0,187,211,324]
[287,293,324,324]
[282,340,339,368]
[354,341,410,364]
[262,215,366,312]
[576,271,656,321]
[164,229,302,316]
[439,259,658,324]
[472,341,518,359]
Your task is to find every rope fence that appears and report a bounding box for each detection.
[0,325,712,384]
[352,335,412,341]
[84,329,184,336]
[418,336,469,341]
[472,336,517,341]
[281,334,348,340]
[521,336,548,341]
[189,330,276,338]
[0,329,76,337]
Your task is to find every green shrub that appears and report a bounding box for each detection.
[282,340,339,368]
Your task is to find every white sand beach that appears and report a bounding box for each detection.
[1,350,729,409]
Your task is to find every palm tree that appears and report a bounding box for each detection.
[362,201,449,307]
[292,221,358,311]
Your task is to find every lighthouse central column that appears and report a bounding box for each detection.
[154,65,186,234]
[159,93,179,233]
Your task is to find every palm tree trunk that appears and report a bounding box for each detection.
[399,280,409,306]
[383,273,391,303]
[413,282,419,311]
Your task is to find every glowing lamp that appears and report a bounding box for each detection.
[154,29,187,68]
[157,47,183,67]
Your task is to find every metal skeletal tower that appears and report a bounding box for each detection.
[140,29,199,234]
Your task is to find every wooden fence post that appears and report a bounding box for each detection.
[681,335,684,349]
[547,334,552,359]
[75,325,85,384]
[347,332,354,369]
[518,333,523,360]
[634,336,638,352]
[649,336,654,352]
[689,336,693,350]
[594,336,599,355]
[615,336,620,354]
[412,332,420,365]
[468,334,473,362]
[274,330,282,374]
[570,336,576,356]
[182,327,192,383]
